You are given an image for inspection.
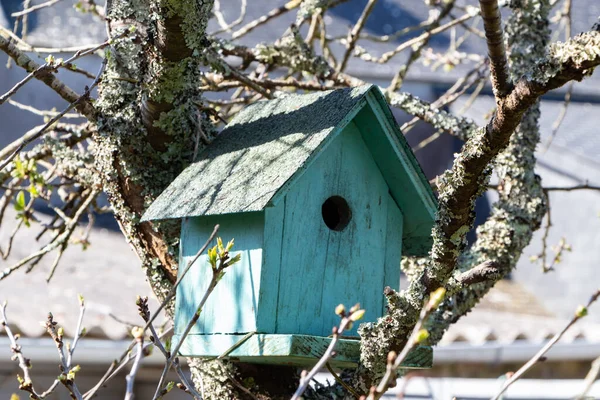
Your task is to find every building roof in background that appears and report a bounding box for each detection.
[2,0,599,90]
[0,207,167,340]
[440,280,600,346]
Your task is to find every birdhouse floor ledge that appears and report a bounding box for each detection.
[173,333,432,369]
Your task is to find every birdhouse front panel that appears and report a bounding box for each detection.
[270,121,403,337]
[176,212,265,335]
[142,85,437,367]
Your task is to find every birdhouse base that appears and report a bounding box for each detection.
[173,333,432,369]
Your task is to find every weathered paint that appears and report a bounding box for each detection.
[383,192,403,314]
[176,212,264,334]
[145,86,438,367]
[275,122,394,336]
[141,85,436,256]
[174,333,433,369]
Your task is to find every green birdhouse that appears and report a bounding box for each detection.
[142,85,437,368]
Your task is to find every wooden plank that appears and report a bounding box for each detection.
[176,212,264,335]
[174,333,432,369]
[383,193,403,315]
[275,136,342,336]
[258,202,286,332]
[318,122,389,335]
[354,94,437,256]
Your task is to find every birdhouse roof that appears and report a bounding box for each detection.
[142,85,436,252]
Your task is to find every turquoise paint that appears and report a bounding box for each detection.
[275,122,396,336]
[383,193,403,314]
[355,94,436,255]
[173,333,433,369]
[176,212,264,335]
[257,202,286,332]
[146,86,437,366]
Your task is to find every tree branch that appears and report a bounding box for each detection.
[0,31,95,120]
[479,0,512,96]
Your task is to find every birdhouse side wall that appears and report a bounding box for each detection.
[269,121,402,337]
[175,212,265,336]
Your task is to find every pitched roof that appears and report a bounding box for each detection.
[142,85,436,228]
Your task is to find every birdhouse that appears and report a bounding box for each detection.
[142,85,437,368]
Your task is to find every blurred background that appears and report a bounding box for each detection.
[1,0,600,398]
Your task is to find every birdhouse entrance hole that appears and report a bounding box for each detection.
[321,196,352,231]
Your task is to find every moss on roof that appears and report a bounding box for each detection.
[142,85,434,222]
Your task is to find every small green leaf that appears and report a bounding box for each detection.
[349,309,365,322]
[227,253,242,266]
[14,192,26,211]
[165,381,175,393]
[414,329,430,344]
[208,246,218,269]
[576,305,588,318]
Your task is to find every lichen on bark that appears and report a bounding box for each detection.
[94,0,215,299]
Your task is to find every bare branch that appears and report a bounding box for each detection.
[231,0,300,39]
[0,31,96,120]
[479,0,512,96]
[11,0,63,17]
[0,302,43,399]
[491,290,600,400]
[575,355,600,400]
[292,304,365,400]
[124,331,144,400]
[0,59,105,172]
[337,0,377,74]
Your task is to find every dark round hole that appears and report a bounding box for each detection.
[321,196,352,231]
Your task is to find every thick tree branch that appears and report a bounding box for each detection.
[353,26,600,389]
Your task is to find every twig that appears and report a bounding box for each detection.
[0,31,96,119]
[388,0,456,92]
[0,189,98,280]
[479,0,512,97]
[367,7,484,64]
[124,331,144,400]
[7,99,81,118]
[82,326,173,399]
[11,0,62,17]
[153,238,243,399]
[231,0,301,39]
[45,313,84,399]
[575,355,600,400]
[325,363,361,399]
[136,297,202,399]
[336,0,377,74]
[212,0,247,34]
[0,302,42,399]
[0,59,105,172]
[366,288,446,400]
[292,304,365,400]
[491,289,600,400]
[140,224,219,336]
